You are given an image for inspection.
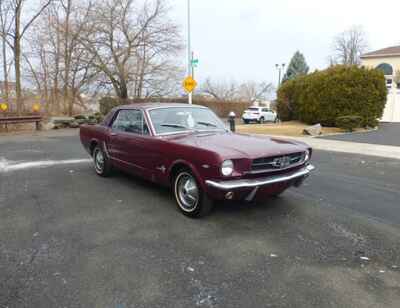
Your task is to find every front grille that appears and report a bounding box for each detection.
[251,152,305,171]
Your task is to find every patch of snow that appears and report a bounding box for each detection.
[0,158,91,173]
[187,266,195,272]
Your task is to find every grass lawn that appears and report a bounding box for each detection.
[236,121,347,137]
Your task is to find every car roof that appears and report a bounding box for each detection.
[116,102,207,111]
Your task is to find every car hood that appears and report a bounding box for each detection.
[164,131,308,160]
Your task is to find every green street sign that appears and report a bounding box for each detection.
[191,59,199,67]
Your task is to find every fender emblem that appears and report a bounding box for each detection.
[156,165,166,173]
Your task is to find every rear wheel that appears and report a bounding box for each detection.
[93,145,112,177]
[259,117,265,124]
[174,170,213,218]
[243,119,249,124]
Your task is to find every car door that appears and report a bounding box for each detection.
[108,109,155,178]
[262,108,274,121]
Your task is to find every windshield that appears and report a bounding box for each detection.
[148,107,226,135]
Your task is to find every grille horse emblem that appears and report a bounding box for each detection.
[272,156,291,168]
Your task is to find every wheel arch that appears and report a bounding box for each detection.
[168,160,206,190]
[89,139,100,156]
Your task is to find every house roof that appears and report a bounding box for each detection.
[361,46,400,58]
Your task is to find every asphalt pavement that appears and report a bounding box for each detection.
[319,123,400,147]
[1,130,400,308]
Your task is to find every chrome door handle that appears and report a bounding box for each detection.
[110,132,117,136]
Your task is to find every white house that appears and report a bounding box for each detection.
[361,46,400,122]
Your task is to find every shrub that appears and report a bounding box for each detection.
[277,65,387,127]
[99,97,125,115]
[276,79,299,121]
[336,115,363,132]
[99,97,252,118]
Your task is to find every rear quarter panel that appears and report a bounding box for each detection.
[79,124,109,156]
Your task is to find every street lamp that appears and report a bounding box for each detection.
[275,63,286,87]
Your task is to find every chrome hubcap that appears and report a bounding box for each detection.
[94,149,104,172]
[176,173,199,211]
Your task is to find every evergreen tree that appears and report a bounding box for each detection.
[282,51,309,82]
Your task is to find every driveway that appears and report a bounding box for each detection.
[1,131,400,307]
[320,123,400,146]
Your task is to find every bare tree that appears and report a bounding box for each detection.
[1,0,53,113]
[25,0,99,115]
[75,0,181,100]
[201,78,238,101]
[0,0,13,100]
[201,78,273,102]
[237,81,274,103]
[332,25,368,66]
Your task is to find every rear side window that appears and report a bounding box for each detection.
[248,108,260,111]
[111,110,149,135]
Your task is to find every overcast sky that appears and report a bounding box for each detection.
[170,0,400,86]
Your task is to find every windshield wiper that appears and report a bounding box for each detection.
[196,121,218,128]
[160,123,188,129]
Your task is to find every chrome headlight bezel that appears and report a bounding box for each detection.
[304,149,311,162]
[221,160,234,176]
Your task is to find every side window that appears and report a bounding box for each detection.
[262,108,269,112]
[111,110,150,135]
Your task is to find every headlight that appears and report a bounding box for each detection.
[221,160,234,176]
[304,150,310,162]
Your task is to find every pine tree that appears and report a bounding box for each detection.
[282,51,309,82]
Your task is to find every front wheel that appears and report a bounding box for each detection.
[174,170,213,218]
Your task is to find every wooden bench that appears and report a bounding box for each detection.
[0,116,43,131]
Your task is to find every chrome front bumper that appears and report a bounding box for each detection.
[206,164,315,190]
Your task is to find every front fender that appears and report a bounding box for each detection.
[168,159,210,191]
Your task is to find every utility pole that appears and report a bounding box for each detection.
[187,0,192,104]
[191,51,195,80]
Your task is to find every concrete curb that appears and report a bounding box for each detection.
[313,127,378,138]
[274,135,400,160]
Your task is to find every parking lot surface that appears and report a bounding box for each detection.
[1,131,400,308]
[320,123,400,147]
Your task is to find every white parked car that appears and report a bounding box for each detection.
[242,107,277,124]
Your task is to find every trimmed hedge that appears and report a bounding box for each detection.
[336,115,363,132]
[99,97,252,118]
[277,65,387,127]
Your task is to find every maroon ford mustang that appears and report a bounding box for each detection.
[80,103,314,217]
